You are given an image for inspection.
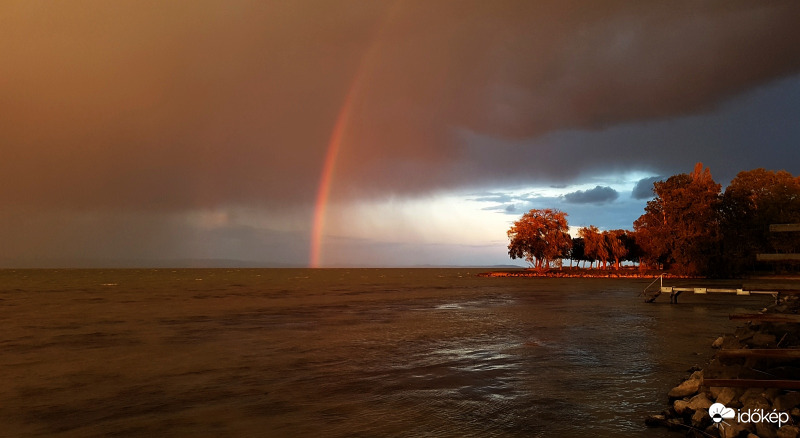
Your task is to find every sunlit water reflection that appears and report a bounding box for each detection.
[0,269,769,437]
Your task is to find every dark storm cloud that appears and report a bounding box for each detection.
[632,176,663,200]
[2,1,800,265]
[563,186,619,204]
[2,0,800,211]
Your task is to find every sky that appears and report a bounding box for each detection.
[2,0,800,267]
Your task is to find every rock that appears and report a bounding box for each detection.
[736,326,756,342]
[756,421,779,438]
[749,333,777,348]
[669,377,702,398]
[721,335,743,349]
[721,422,749,438]
[713,363,745,379]
[765,388,782,403]
[688,393,713,411]
[742,395,772,413]
[692,408,711,429]
[645,414,666,427]
[774,392,800,412]
[741,388,769,404]
[778,425,800,438]
[674,399,691,415]
[691,370,704,381]
[644,414,685,430]
[716,387,741,406]
[712,336,725,348]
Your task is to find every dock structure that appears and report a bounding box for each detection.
[642,279,799,303]
[656,224,800,392]
[644,223,800,303]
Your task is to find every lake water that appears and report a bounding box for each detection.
[0,269,770,437]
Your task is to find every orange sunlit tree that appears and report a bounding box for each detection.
[508,208,572,270]
[633,163,721,275]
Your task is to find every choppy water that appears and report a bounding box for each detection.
[0,269,770,437]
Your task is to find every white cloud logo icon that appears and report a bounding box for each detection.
[709,403,736,424]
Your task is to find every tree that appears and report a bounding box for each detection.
[569,237,586,268]
[604,229,629,270]
[717,169,800,275]
[579,225,608,269]
[508,209,572,269]
[633,163,721,275]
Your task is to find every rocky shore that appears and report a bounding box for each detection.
[478,268,693,279]
[646,297,800,437]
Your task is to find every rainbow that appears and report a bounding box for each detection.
[308,3,400,267]
[309,78,359,268]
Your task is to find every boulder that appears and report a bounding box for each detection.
[688,393,713,411]
[720,422,749,438]
[778,425,800,438]
[691,408,711,429]
[669,377,701,398]
[742,394,771,413]
[735,326,756,342]
[715,387,741,406]
[712,336,725,348]
[741,388,769,404]
[774,392,800,412]
[756,421,779,438]
[749,333,777,348]
[644,414,685,430]
[674,399,691,415]
[765,388,782,403]
[721,335,743,350]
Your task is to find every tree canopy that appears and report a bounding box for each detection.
[506,163,799,277]
[507,208,572,269]
[633,163,721,275]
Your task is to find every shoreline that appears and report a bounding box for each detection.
[646,296,800,437]
[478,268,696,279]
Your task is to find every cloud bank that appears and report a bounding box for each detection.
[564,186,619,204]
[2,1,800,211]
[2,1,800,265]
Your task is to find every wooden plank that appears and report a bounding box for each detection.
[756,253,800,261]
[770,224,800,232]
[703,379,800,389]
[716,349,800,359]
[729,313,800,323]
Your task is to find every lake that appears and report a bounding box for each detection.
[0,269,770,437]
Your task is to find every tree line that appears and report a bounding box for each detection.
[507,163,800,276]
